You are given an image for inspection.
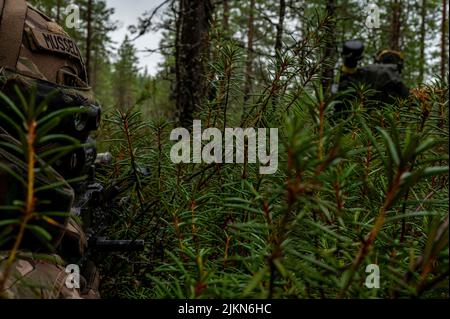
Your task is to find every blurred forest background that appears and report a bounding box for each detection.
[28,0,448,121]
[24,0,449,298]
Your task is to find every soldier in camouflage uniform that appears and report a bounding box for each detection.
[334,40,410,114]
[0,0,100,299]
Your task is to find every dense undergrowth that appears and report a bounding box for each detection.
[94,41,449,298]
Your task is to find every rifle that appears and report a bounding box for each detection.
[61,150,145,271]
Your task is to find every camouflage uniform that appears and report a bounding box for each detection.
[0,0,100,299]
[0,253,82,299]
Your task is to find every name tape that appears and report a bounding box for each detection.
[30,29,82,61]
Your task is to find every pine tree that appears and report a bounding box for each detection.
[113,36,139,110]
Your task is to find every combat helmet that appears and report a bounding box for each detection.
[0,0,99,252]
[375,49,405,73]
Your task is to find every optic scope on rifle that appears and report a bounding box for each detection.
[342,40,365,70]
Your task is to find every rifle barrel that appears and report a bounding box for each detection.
[93,237,145,252]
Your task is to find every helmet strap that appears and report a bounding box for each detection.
[0,0,28,71]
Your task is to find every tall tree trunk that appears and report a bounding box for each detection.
[321,0,336,95]
[243,0,256,105]
[174,0,182,116]
[86,0,93,83]
[441,0,448,80]
[389,0,402,51]
[178,0,214,127]
[223,0,229,35]
[275,0,286,54]
[271,0,287,109]
[419,0,427,84]
[92,55,98,91]
[56,0,62,24]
